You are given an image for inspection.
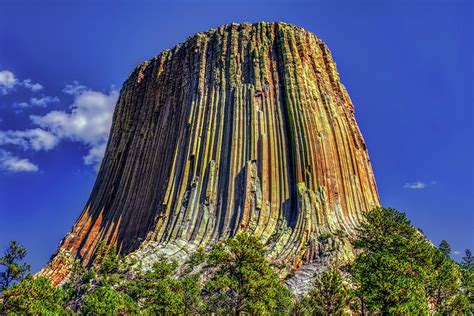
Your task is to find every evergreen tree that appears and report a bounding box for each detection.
[204,233,294,315]
[0,240,31,314]
[460,249,474,311]
[180,273,206,314]
[428,246,468,314]
[128,258,187,314]
[0,241,30,292]
[349,208,432,314]
[62,245,132,313]
[300,268,350,315]
[1,276,68,314]
[462,249,474,271]
[81,285,138,315]
[96,244,120,275]
[439,240,452,256]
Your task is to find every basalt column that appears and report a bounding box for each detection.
[41,22,379,285]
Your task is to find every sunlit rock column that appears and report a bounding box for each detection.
[40,22,379,285]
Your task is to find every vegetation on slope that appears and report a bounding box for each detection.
[1,208,472,315]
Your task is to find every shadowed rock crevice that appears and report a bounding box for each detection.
[40,22,379,285]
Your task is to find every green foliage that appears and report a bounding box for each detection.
[460,249,474,312]
[439,240,452,256]
[299,268,350,315]
[349,207,432,314]
[428,243,469,314]
[204,233,294,315]
[95,243,120,275]
[2,276,68,314]
[349,208,470,315]
[61,246,131,313]
[127,258,187,314]
[81,269,96,284]
[2,213,470,315]
[181,273,206,314]
[0,240,30,292]
[81,285,138,315]
[186,248,207,270]
[462,249,474,270]
[61,260,97,308]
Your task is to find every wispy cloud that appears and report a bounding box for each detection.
[403,181,436,190]
[0,129,59,151]
[83,142,107,171]
[63,81,87,96]
[16,95,60,108]
[0,70,43,95]
[21,79,43,92]
[0,150,38,173]
[404,181,427,189]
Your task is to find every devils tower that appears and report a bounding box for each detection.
[41,22,379,285]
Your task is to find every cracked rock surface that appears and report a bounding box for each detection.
[40,22,379,285]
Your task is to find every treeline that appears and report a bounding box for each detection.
[0,207,473,315]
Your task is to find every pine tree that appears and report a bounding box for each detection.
[204,233,294,315]
[0,241,30,292]
[300,268,350,315]
[2,276,68,314]
[0,241,31,314]
[439,240,452,256]
[81,285,138,315]
[349,208,432,314]
[127,257,187,314]
[428,246,468,314]
[460,249,474,311]
[462,249,474,270]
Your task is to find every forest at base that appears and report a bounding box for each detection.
[1,207,473,315]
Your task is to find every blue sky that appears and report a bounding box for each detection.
[0,0,472,272]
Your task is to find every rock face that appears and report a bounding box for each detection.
[41,22,379,285]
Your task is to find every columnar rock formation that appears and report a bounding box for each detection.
[41,22,379,285]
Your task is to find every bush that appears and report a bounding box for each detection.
[81,285,138,315]
[2,276,68,314]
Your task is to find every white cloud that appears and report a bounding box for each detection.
[2,157,39,172]
[16,102,30,108]
[63,81,87,95]
[0,150,38,173]
[15,95,60,108]
[0,70,43,95]
[84,143,107,170]
[0,128,59,151]
[18,129,59,151]
[31,89,118,145]
[453,250,461,256]
[22,79,43,92]
[15,95,59,108]
[30,95,59,107]
[30,87,118,169]
[404,181,427,190]
[0,131,27,148]
[0,82,117,171]
[0,70,17,95]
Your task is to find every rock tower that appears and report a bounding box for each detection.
[41,22,379,285]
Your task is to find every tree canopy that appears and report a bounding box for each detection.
[1,210,471,315]
[204,233,294,315]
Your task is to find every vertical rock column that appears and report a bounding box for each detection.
[41,22,379,285]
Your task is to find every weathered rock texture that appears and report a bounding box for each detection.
[41,22,379,285]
